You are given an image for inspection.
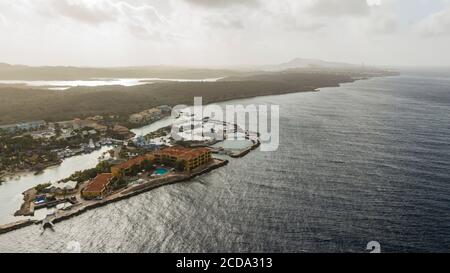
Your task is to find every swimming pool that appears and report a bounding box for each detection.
[154,168,169,176]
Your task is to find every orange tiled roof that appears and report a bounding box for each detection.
[113,156,147,170]
[155,146,210,161]
[84,173,113,193]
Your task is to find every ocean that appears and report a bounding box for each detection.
[0,71,449,253]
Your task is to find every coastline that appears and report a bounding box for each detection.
[0,159,229,235]
[0,71,397,126]
[0,160,63,181]
[145,74,396,114]
[0,73,396,235]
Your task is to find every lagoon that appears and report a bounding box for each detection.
[0,77,223,90]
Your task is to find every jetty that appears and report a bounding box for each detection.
[0,219,36,235]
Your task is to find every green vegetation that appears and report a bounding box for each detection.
[96,161,112,173]
[35,183,51,194]
[111,177,128,191]
[141,159,156,172]
[122,159,155,177]
[62,161,112,183]
[0,133,59,174]
[0,71,375,125]
[144,126,171,140]
[124,164,141,177]
[174,160,186,172]
[68,168,98,183]
[174,140,210,147]
[54,128,102,148]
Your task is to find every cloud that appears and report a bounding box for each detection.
[1,0,450,66]
[283,17,325,32]
[415,6,450,36]
[368,14,398,34]
[40,0,169,39]
[50,0,116,25]
[50,0,166,24]
[367,0,381,6]
[307,0,371,17]
[204,17,244,29]
[0,13,6,26]
[183,0,260,9]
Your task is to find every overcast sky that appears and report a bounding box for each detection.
[0,0,449,67]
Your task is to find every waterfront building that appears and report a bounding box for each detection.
[28,129,56,140]
[81,173,113,199]
[58,128,76,140]
[87,115,103,122]
[112,125,133,138]
[17,120,46,131]
[57,118,106,132]
[0,120,46,133]
[129,108,163,124]
[157,105,172,114]
[129,114,144,124]
[90,123,107,132]
[48,181,78,195]
[153,146,212,172]
[0,124,19,132]
[111,155,154,177]
[132,136,161,149]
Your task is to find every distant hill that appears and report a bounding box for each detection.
[267,58,359,71]
[0,63,239,80]
[0,59,383,81]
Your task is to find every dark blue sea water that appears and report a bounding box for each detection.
[0,71,449,253]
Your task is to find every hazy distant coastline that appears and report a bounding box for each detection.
[0,63,239,81]
[0,63,397,125]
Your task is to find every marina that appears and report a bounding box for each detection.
[0,105,261,231]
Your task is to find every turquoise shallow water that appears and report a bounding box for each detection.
[155,168,169,176]
[0,71,449,253]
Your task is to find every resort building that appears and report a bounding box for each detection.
[82,173,113,199]
[154,146,212,172]
[111,155,154,177]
